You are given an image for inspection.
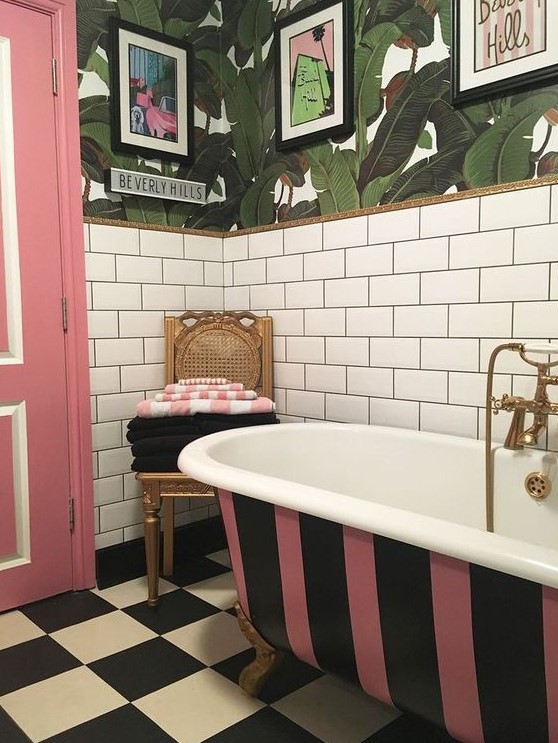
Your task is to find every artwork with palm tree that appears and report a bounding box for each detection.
[275,0,353,150]
[290,21,334,126]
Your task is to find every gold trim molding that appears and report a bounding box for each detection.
[83,174,558,239]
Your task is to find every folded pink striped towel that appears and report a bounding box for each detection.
[137,397,275,418]
[164,383,245,394]
[155,390,257,402]
[178,377,231,386]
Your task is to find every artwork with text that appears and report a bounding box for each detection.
[290,21,334,126]
[475,0,546,70]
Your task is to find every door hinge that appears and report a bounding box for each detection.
[69,497,75,532]
[51,58,58,96]
[61,297,68,332]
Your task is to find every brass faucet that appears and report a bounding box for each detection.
[491,357,558,450]
[485,343,558,533]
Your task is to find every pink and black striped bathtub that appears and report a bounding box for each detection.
[179,422,558,743]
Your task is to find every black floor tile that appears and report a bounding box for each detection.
[95,517,226,589]
[42,704,176,742]
[20,590,115,633]
[362,714,459,742]
[0,707,31,742]
[212,649,324,704]
[0,636,81,695]
[123,589,220,634]
[88,637,205,700]
[166,556,231,586]
[203,707,322,742]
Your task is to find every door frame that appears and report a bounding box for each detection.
[6,0,95,589]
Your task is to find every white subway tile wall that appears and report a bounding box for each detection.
[88,184,558,548]
[87,224,225,549]
[420,198,480,238]
[551,185,558,222]
[223,185,557,447]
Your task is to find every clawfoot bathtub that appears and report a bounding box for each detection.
[178,422,558,743]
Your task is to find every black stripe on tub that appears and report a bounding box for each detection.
[232,493,291,653]
[299,513,358,684]
[470,564,548,743]
[374,535,445,729]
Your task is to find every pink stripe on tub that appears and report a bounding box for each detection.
[542,586,558,742]
[342,526,392,707]
[430,553,484,743]
[274,506,319,669]
[217,489,250,620]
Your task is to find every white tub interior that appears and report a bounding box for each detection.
[179,422,558,588]
[206,424,487,530]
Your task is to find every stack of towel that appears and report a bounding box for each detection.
[127,378,278,472]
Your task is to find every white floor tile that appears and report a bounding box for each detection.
[0,610,45,650]
[0,666,126,742]
[50,611,157,663]
[92,576,178,608]
[206,549,231,567]
[163,610,251,666]
[184,571,238,610]
[133,668,264,743]
[272,675,400,743]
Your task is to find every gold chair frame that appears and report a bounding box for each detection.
[137,310,273,606]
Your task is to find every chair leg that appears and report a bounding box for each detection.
[142,484,161,607]
[162,497,175,577]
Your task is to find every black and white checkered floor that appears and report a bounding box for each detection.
[0,550,456,742]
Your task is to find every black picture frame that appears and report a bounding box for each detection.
[109,18,194,164]
[274,0,354,151]
[452,0,558,105]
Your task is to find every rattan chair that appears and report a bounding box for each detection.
[137,310,273,606]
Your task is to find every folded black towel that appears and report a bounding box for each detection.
[126,423,202,443]
[197,413,279,433]
[126,412,278,442]
[131,454,182,472]
[131,434,201,457]
[127,415,201,432]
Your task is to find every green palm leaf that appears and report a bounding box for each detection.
[464,92,558,187]
[79,96,110,126]
[118,0,162,31]
[240,162,286,227]
[238,0,273,51]
[305,143,360,215]
[83,198,126,220]
[122,195,168,224]
[76,0,116,69]
[355,23,401,161]
[358,60,449,191]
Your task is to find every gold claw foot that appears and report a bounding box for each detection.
[234,600,284,696]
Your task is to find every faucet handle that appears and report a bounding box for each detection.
[491,394,506,413]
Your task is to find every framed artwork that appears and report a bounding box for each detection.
[452,0,558,105]
[274,0,354,151]
[109,18,194,164]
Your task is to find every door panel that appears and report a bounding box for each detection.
[0,1,74,610]
[0,175,8,351]
[0,412,17,558]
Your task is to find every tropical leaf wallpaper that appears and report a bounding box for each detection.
[77,0,558,231]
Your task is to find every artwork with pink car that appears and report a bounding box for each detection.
[128,44,177,141]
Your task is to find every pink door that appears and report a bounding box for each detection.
[0,0,77,610]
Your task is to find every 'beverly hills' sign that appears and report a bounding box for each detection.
[107,168,206,203]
